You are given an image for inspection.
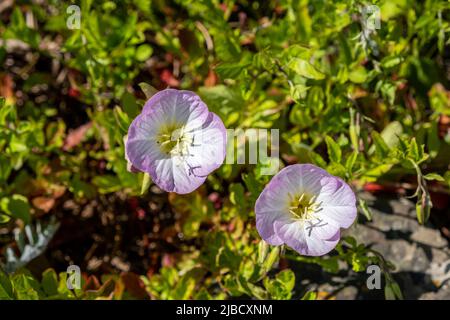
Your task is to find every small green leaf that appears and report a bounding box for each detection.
[358,198,373,221]
[275,269,295,292]
[0,270,14,300]
[287,58,325,80]
[215,60,251,79]
[301,291,317,300]
[138,83,158,100]
[423,173,445,182]
[408,138,423,162]
[390,281,403,299]
[229,183,245,207]
[114,106,131,134]
[0,212,11,224]
[345,151,358,173]
[120,92,139,118]
[135,44,153,62]
[348,66,367,83]
[41,269,59,297]
[385,279,403,300]
[371,131,390,158]
[0,195,31,224]
[11,273,42,300]
[141,173,151,195]
[257,241,270,265]
[381,55,403,69]
[263,246,280,272]
[416,191,432,225]
[384,284,396,300]
[380,121,403,148]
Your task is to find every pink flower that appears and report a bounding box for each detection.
[126,89,226,194]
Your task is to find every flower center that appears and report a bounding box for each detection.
[289,193,322,220]
[156,124,193,157]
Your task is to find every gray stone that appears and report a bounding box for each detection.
[419,282,450,300]
[369,209,417,233]
[372,240,430,273]
[389,198,416,218]
[411,227,448,248]
[344,224,385,246]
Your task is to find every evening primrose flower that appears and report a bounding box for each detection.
[255,164,356,256]
[126,89,226,194]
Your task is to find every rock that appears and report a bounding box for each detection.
[345,224,385,246]
[389,198,416,218]
[419,282,450,300]
[369,208,417,233]
[341,192,450,299]
[427,259,450,286]
[335,286,358,300]
[372,240,430,273]
[411,227,448,248]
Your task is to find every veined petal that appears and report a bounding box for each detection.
[316,176,357,228]
[303,216,340,241]
[150,157,207,194]
[273,218,308,254]
[321,205,357,229]
[126,113,167,173]
[256,211,285,245]
[184,112,227,177]
[295,164,331,195]
[143,89,209,129]
[304,230,340,256]
[255,166,298,214]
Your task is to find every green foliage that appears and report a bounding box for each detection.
[1,0,449,300]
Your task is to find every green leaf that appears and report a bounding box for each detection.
[289,84,310,101]
[380,121,402,149]
[416,191,432,225]
[92,175,122,194]
[348,66,367,83]
[0,213,11,224]
[287,58,325,80]
[301,291,317,300]
[390,281,403,300]
[381,55,403,69]
[172,275,196,299]
[371,131,390,158]
[120,92,139,118]
[11,273,42,300]
[358,198,373,221]
[41,269,59,297]
[257,241,270,265]
[423,173,445,182]
[361,164,393,183]
[140,173,151,195]
[384,284,396,300]
[138,83,158,100]
[114,106,131,134]
[135,44,153,62]
[427,121,441,158]
[215,58,251,79]
[385,280,403,300]
[325,136,342,164]
[345,151,358,173]
[263,246,279,272]
[275,269,295,292]
[0,195,31,224]
[408,138,421,162]
[0,270,14,300]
